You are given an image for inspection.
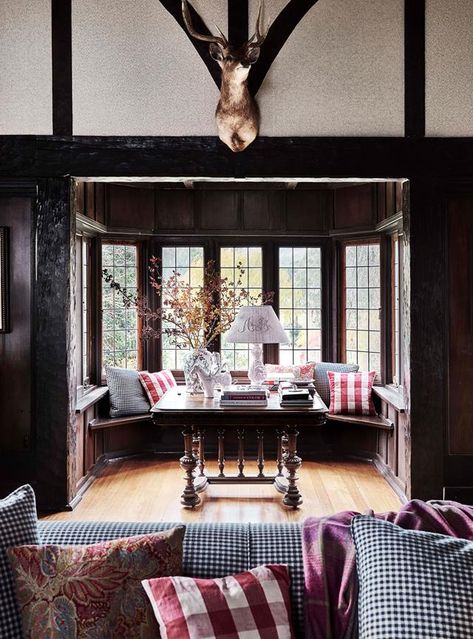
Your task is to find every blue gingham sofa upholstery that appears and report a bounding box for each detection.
[38,521,305,637]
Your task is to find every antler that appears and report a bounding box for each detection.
[181,0,228,48]
[246,2,266,49]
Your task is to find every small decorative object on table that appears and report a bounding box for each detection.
[193,352,232,398]
[279,383,314,407]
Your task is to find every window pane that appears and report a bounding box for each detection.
[392,236,401,384]
[344,243,381,375]
[279,247,322,366]
[101,243,139,370]
[161,246,204,370]
[220,246,263,371]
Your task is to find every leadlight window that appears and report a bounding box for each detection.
[220,246,263,371]
[344,242,381,373]
[75,236,90,388]
[392,235,401,385]
[102,243,139,369]
[279,247,322,365]
[161,246,204,370]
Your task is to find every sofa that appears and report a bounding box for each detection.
[38,520,306,637]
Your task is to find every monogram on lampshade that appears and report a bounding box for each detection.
[226,306,290,386]
[226,305,289,344]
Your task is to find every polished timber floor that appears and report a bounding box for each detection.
[43,458,401,523]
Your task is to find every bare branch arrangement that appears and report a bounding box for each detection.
[103,258,274,350]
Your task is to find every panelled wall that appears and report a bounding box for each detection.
[77,181,402,236]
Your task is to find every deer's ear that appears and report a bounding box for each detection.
[247,46,260,64]
[209,43,224,61]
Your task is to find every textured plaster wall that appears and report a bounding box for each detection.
[426,0,473,136]
[72,0,404,136]
[0,0,52,134]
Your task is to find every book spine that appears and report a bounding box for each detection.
[220,400,268,406]
[222,395,267,401]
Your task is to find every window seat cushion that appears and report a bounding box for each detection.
[105,366,150,417]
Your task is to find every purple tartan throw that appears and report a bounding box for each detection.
[302,499,473,639]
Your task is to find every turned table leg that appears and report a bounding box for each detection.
[180,425,200,508]
[282,425,303,508]
[276,429,285,477]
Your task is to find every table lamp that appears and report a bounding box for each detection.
[225,305,290,386]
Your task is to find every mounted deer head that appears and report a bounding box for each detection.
[182,0,266,152]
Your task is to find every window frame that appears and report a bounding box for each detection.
[339,237,384,382]
[99,238,143,378]
[390,231,403,388]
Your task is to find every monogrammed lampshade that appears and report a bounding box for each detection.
[226,305,290,344]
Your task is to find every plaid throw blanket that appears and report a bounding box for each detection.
[302,499,473,639]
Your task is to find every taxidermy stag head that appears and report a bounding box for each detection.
[182,0,266,152]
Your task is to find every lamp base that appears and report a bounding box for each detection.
[248,343,266,387]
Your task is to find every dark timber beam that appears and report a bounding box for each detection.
[1,136,473,179]
[159,0,222,88]
[228,0,248,47]
[51,0,73,135]
[405,0,425,137]
[248,0,320,96]
[35,178,76,509]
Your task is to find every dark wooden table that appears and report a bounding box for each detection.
[151,387,328,509]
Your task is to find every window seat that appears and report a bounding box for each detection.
[88,413,152,432]
[327,412,394,431]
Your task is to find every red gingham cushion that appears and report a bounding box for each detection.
[327,370,377,416]
[138,370,176,406]
[142,564,294,639]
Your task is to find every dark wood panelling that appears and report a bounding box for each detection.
[333,184,375,230]
[0,198,32,452]
[35,178,76,510]
[155,190,194,230]
[285,190,330,231]
[447,196,473,454]
[85,182,95,218]
[107,184,154,229]
[198,190,239,230]
[95,183,106,224]
[242,190,285,230]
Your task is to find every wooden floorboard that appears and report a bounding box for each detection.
[42,457,401,523]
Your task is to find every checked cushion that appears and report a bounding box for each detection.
[352,515,473,639]
[143,564,294,639]
[0,484,39,639]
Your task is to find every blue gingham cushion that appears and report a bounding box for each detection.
[0,485,39,639]
[38,521,249,580]
[314,362,359,406]
[38,521,305,635]
[353,515,473,639]
[249,523,304,639]
[105,366,150,417]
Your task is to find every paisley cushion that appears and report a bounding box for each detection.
[7,527,185,639]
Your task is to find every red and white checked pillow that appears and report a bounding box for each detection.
[142,564,294,639]
[138,369,176,406]
[327,370,377,416]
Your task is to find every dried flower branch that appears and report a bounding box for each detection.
[103,258,274,350]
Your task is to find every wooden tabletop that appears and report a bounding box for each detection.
[151,386,328,414]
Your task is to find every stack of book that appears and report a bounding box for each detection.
[279,385,314,407]
[220,386,268,407]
